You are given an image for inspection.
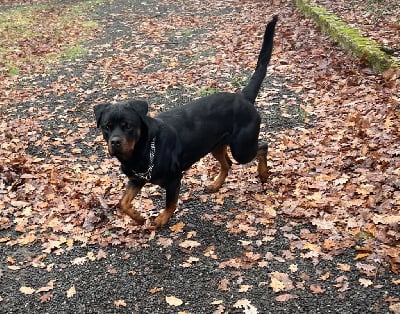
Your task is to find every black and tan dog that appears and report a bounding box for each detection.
[94,16,278,227]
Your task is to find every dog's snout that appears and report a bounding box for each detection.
[111,137,122,147]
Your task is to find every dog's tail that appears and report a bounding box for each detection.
[241,15,278,103]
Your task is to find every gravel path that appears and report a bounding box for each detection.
[1,1,399,313]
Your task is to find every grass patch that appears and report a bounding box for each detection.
[62,45,89,61]
[196,87,219,97]
[230,75,249,89]
[0,0,100,78]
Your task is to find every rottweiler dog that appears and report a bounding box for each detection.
[94,16,278,227]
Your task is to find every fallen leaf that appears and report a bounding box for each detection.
[288,264,298,273]
[165,295,183,306]
[233,299,258,314]
[66,285,76,298]
[39,292,53,303]
[218,278,229,291]
[389,302,400,314]
[238,285,252,292]
[157,237,173,248]
[337,263,351,271]
[36,280,55,293]
[359,278,373,287]
[71,256,87,265]
[149,287,163,294]
[170,221,185,232]
[128,269,137,276]
[318,272,330,281]
[20,286,35,295]
[96,249,107,260]
[179,240,201,249]
[275,293,298,302]
[114,299,127,308]
[310,284,326,294]
[270,277,285,293]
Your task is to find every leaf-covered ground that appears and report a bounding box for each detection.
[0,0,399,313]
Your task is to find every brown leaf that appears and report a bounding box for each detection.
[170,221,185,232]
[310,284,326,294]
[36,280,55,293]
[275,293,298,302]
[218,278,229,291]
[39,292,53,303]
[179,240,201,249]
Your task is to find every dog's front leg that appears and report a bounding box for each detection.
[119,180,145,225]
[154,177,181,227]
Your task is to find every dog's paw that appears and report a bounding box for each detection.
[258,170,269,183]
[205,184,220,194]
[126,212,145,225]
[154,210,172,227]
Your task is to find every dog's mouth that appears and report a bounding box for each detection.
[107,137,135,161]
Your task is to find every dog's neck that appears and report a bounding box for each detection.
[122,136,156,181]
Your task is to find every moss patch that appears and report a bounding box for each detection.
[295,0,399,72]
[0,1,100,77]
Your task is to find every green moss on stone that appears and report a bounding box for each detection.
[295,0,399,72]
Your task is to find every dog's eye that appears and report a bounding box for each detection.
[104,123,112,131]
[121,123,132,130]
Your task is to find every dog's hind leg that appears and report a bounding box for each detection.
[119,180,145,225]
[154,176,181,227]
[257,141,268,183]
[206,145,232,193]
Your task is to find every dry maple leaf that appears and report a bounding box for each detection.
[165,295,183,306]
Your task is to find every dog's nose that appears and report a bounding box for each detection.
[110,137,121,148]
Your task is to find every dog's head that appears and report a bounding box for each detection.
[94,100,149,162]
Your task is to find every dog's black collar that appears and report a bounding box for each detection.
[129,137,156,181]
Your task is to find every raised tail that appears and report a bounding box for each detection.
[241,15,278,103]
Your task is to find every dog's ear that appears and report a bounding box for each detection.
[94,103,108,127]
[126,100,149,118]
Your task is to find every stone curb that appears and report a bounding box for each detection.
[295,0,399,73]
